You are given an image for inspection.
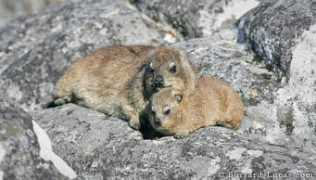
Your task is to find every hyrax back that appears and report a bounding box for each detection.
[55,45,196,130]
[148,76,244,136]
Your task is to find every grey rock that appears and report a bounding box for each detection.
[0,0,63,28]
[263,24,316,150]
[36,104,316,179]
[133,0,260,38]
[35,104,143,179]
[236,1,316,152]
[0,100,66,180]
[237,0,316,76]
[173,31,279,106]
[0,0,316,179]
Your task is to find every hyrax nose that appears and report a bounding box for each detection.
[154,74,164,88]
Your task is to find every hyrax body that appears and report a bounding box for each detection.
[55,45,196,129]
[148,76,244,136]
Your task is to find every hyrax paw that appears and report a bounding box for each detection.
[174,132,190,139]
[128,119,140,130]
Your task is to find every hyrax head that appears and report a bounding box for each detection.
[144,48,195,96]
[147,88,183,135]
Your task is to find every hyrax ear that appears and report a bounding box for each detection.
[144,63,153,73]
[143,48,157,73]
[149,62,153,69]
[147,47,159,66]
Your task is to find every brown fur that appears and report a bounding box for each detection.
[146,47,196,93]
[148,76,244,136]
[55,45,196,130]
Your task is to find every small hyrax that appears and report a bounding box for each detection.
[54,45,196,129]
[148,76,244,137]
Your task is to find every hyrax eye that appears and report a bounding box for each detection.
[163,106,171,115]
[175,95,183,103]
[169,62,177,73]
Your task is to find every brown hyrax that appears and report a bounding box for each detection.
[147,76,244,137]
[53,45,196,130]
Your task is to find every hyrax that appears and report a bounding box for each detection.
[54,45,196,130]
[147,76,244,137]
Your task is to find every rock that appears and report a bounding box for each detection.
[0,100,67,180]
[254,24,316,149]
[1,0,316,179]
[0,0,177,111]
[173,31,279,105]
[35,104,143,179]
[236,1,316,153]
[35,104,316,179]
[237,0,316,76]
[132,0,260,38]
[33,30,314,178]
[0,0,63,28]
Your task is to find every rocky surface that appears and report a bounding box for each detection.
[235,0,316,154]
[237,0,316,76]
[35,104,316,179]
[133,0,260,38]
[0,100,67,180]
[0,0,63,28]
[174,32,279,105]
[0,0,316,179]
